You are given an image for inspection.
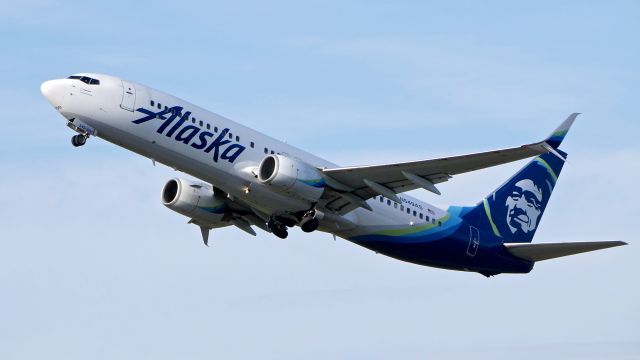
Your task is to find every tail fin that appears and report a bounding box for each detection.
[459,114,578,243]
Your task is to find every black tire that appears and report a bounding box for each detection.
[273,227,288,239]
[71,135,86,147]
[76,135,86,146]
[301,217,319,233]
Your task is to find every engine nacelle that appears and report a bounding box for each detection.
[161,178,227,224]
[258,154,325,202]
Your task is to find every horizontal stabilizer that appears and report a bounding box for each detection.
[504,241,626,262]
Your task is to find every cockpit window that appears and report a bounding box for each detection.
[67,75,100,85]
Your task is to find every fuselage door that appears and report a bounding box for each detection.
[120,80,136,112]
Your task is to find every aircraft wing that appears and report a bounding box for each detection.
[320,114,579,214]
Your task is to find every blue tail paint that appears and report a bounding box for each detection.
[457,150,567,244]
[348,114,579,275]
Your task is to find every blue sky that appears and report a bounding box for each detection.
[1,1,638,359]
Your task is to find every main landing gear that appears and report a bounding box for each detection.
[268,209,322,239]
[300,209,321,233]
[71,134,88,147]
[268,219,288,239]
[300,215,320,233]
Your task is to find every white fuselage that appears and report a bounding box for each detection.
[41,73,447,238]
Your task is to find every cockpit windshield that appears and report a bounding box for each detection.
[67,75,100,85]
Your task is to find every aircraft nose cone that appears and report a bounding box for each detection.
[40,80,65,108]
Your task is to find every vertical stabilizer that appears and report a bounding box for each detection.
[457,114,577,243]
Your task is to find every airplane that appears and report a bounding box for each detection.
[40,73,626,276]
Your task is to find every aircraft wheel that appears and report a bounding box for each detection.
[273,227,288,239]
[71,134,86,147]
[301,217,319,233]
[268,219,288,239]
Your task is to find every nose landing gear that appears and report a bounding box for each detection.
[71,134,88,147]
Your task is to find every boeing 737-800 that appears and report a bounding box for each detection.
[40,73,625,276]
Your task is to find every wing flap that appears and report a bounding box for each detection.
[504,241,627,262]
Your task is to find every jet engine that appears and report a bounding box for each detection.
[258,154,325,202]
[161,178,227,224]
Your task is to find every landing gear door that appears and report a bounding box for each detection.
[120,80,136,112]
[467,226,480,257]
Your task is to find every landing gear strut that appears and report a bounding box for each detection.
[268,219,288,239]
[71,134,87,147]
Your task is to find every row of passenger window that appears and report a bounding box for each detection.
[150,99,284,154]
[372,195,440,225]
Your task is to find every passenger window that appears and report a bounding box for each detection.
[426,216,430,222]
[214,126,218,132]
[264,148,268,154]
[380,197,383,202]
[419,213,423,219]
[191,117,195,124]
[199,121,203,127]
[406,208,410,214]
[206,124,210,130]
[228,132,232,139]
[413,210,417,216]
[387,200,391,206]
[150,100,155,107]
[250,142,254,148]
[400,205,404,211]
[270,150,275,154]
[394,203,397,209]
[157,103,162,109]
[236,135,240,142]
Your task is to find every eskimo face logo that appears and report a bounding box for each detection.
[132,106,245,164]
[505,179,543,234]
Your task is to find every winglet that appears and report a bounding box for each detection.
[545,113,580,149]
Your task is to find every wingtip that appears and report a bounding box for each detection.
[545,113,580,149]
[556,112,580,133]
